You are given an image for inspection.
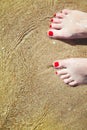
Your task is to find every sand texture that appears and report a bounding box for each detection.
[0,0,87,130]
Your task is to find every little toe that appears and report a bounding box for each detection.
[61,9,71,15]
[51,18,62,23]
[60,74,70,79]
[50,23,62,30]
[69,80,78,87]
[63,77,74,84]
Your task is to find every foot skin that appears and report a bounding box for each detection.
[53,58,87,87]
[47,9,87,39]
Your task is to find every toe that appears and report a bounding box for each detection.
[60,74,70,79]
[63,77,74,84]
[55,13,65,18]
[53,59,68,69]
[57,69,68,76]
[47,26,72,39]
[50,18,62,23]
[48,28,72,39]
[47,29,65,39]
[50,23,62,29]
[69,80,78,87]
[61,9,71,15]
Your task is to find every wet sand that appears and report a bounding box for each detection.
[0,0,87,129]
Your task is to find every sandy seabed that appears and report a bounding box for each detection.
[0,0,87,130]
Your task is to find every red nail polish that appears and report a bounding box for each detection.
[55,72,58,75]
[48,31,53,36]
[54,13,56,17]
[54,62,59,67]
[50,25,52,28]
[51,18,53,22]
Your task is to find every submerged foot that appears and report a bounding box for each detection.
[47,9,87,39]
[53,58,87,87]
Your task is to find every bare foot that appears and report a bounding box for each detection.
[53,58,87,86]
[47,9,87,39]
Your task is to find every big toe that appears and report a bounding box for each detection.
[53,59,67,69]
[47,29,66,39]
[47,28,72,39]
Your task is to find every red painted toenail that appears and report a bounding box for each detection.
[50,25,52,28]
[48,31,53,36]
[54,13,56,17]
[55,72,58,75]
[51,18,53,22]
[54,62,59,67]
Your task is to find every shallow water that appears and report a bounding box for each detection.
[0,0,87,130]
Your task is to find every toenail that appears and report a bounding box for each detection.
[55,71,58,75]
[48,31,53,36]
[50,25,52,28]
[54,13,56,17]
[54,62,59,67]
[51,18,53,22]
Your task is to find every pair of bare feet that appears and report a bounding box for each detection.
[47,9,87,87]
